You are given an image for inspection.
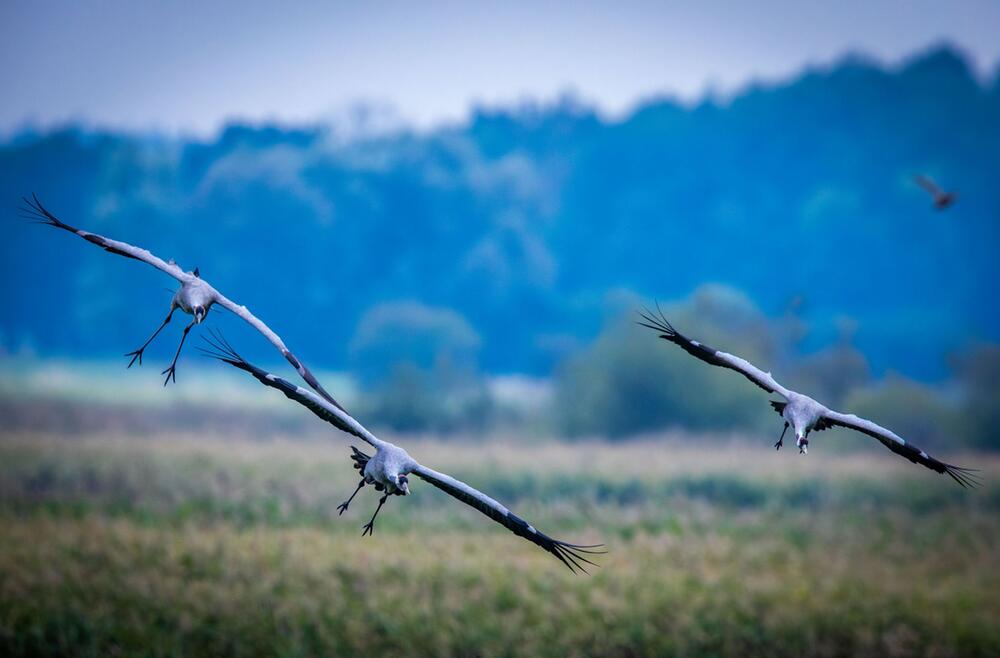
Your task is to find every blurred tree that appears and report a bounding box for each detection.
[841,375,955,450]
[554,286,776,438]
[952,343,1000,450]
[364,361,439,433]
[349,301,480,385]
[786,322,871,408]
[351,302,495,434]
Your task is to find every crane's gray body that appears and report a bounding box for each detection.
[202,337,604,570]
[172,277,214,321]
[638,309,980,487]
[26,195,343,406]
[363,441,416,495]
[780,392,828,451]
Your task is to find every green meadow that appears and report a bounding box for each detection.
[0,431,997,657]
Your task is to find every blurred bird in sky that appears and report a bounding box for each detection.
[914,174,957,210]
[638,306,980,488]
[21,194,342,404]
[201,330,605,572]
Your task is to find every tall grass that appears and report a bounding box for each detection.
[1,433,997,657]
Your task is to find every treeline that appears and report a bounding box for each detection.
[2,46,999,380]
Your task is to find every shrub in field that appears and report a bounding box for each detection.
[553,287,775,438]
[954,343,1000,450]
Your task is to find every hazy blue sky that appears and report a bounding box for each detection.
[2,0,998,136]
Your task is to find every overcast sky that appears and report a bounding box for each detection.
[2,0,998,137]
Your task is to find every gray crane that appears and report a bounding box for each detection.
[22,194,340,406]
[638,306,980,488]
[200,330,604,572]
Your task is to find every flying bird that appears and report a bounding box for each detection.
[914,175,957,210]
[637,307,980,488]
[200,330,604,572]
[21,194,341,405]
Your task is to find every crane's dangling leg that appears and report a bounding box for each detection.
[161,319,196,386]
[361,494,389,536]
[775,422,789,450]
[125,308,175,368]
[337,479,366,515]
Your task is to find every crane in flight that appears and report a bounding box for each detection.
[637,306,980,488]
[200,330,604,572]
[21,194,341,405]
[914,175,957,210]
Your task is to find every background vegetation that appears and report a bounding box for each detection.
[2,46,998,382]
[1,431,997,658]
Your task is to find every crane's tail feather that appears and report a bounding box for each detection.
[349,445,371,471]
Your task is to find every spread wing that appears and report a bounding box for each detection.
[211,293,346,410]
[199,330,383,450]
[637,306,790,398]
[22,193,194,284]
[408,463,605,573]
[819,409,981,488]
[24,194,343,409]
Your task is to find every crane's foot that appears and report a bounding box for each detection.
[125,347,146,369]
[161,364,178,386]
[361,494,388,536]
[774,423,788,451]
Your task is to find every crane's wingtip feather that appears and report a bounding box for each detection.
[198,328,247,367]
[944,464,982,489]
[636,306,677,339]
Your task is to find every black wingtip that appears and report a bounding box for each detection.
[944,463,982,489]
[196,327,245,366]
[550,539,606,574]
[20,193,64,227]
[636,302,678,339]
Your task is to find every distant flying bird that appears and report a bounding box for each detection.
[201,330,604,572]
[637,307,980,488]
[914,175,957,210]
[21,194,341,404]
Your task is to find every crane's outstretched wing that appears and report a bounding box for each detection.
[637,306,790,397]
[24,194,344,409]
[210,293,345,411]
[407,463,605,573]
[819,409,981,488]
[914,174,943,197]
[199,330,382,449]
[22,194,194,283]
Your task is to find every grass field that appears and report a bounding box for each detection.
[1,431,998,657]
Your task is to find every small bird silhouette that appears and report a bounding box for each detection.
[914,175,956,210]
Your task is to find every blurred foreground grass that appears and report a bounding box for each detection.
[1,432,998,657]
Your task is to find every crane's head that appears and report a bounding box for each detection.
[393,474,411,495]
[193,305,207,324]
[795,428,809,454]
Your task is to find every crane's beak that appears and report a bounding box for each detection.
[796,434,809,454]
